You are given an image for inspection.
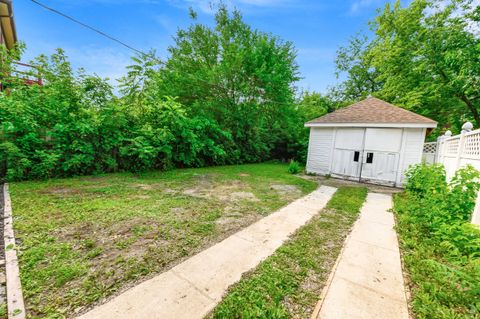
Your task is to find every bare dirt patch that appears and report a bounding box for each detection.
[182,188,201,197]
[182,180,255,203]
[80,176,110,182]
[131,195,151,200]
[56,221,96,241]
[57,217,153,251]
[130,183,154,190]
[270,184,302,197]
[229,192,259,202]
[215,213,260,233]
[163,188,177,195]
[42,187,82,196]
[191,173,220,185]
[218,192,259,202]
[170,207,187,214]
[180,182,261,233]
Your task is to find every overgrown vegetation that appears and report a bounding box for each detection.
[209,186,367,319]
[9,163,317,318]
[334,0,480,136]
[0,7,324,181]
[394,163,480,318]
[6,0,474,180]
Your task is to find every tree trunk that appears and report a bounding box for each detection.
[437,69,480,128]
[458,94,480,128]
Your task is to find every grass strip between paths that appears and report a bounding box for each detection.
[209,186,368,319]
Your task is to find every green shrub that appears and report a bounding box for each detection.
[287,160,301,174]
[394,163,480,318]
[0,6,310,181]
[404,162,447,198]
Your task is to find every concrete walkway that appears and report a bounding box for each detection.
[313,193,409,319]
[78,186,337,319]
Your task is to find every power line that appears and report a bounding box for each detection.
[28,0,145,55]
[26,0,297,107]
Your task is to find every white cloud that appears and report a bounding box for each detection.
[188,0,218,14]
[461,0,480,36]
[165,0,215,14]
[167,0,294,14]
[65,0,162,4]
[349,0,381,14]
[237,0,291,6]
[154,14,176,31]
[62,0,297,14]
[425,0,480,36]
[63,46,133,85]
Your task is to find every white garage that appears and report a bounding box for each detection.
[305,97,437,187]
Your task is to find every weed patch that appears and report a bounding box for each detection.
[394,164,480,319]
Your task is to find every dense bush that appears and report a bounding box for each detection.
[287,160,300,174]
[0,7,316,181]
[0,47,233,180]
[394,163,480,318]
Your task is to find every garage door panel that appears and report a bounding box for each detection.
[360,151,399,185]
[364,128,402,152]
[334,128,365,150]
[332,149,361,178]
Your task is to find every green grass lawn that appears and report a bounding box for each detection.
[9,163,317,319]
[209,186,367,319]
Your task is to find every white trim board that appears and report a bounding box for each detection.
[305,123,437,128]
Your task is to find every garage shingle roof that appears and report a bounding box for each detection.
[306,97,437,126]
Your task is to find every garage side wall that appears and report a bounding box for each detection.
[306,128,335,175]
[396,128,427,185]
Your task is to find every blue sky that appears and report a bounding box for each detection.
[14,0,396,93]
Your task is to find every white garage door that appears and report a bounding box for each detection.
[331,128,402,186]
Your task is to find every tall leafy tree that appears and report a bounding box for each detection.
[291,91,336,162]
[334,34,382,101]
[335,0,480,133]
[296,91,334,121]
[1,6,306,181]
[142,6,300,162]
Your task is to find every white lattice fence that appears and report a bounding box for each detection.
[433,123,480,224]
[423,142,437,153]
[463,131,480,159]
[422,142,437,164]
[444,136,460,156]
